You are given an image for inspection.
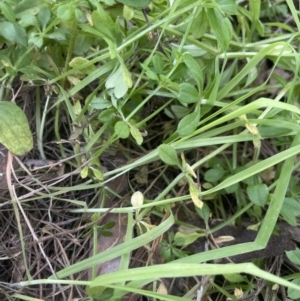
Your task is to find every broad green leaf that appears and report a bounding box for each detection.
[130,126,143,145]
[177,111,200,136]
[19,13,38,27]
[158,144,180,167]
[69,57,96,75]
[216,0,237,14]
[116,0,151,8]
[141,63,159,81]
[46,31,66,41]
[246,184,269,206]
[183,53,203,90]
[280,198,300,226]
[86,286,114,300]
[92,10,115,41]
[115,121,130,139]
[178,83,199,104]
[195,203,210,225]
[0,2,15,22]
[174,231,202,246]
[14,0,44,16]
[204,168,225,183]
[164,105,190,119]
[90,98,112,110]
[80,166,89,178]
[28,32,43,48]
[123,5,134,21]
[38,6,50,30]
[0,21,27,47]
[91,168,104,181]
[0,102,33,155]
[57,4,74,21]
[288,278,300,299]
[106,65,128,99]
[286,248,300,266]
[191,10,208,39]
[223,273,247,283]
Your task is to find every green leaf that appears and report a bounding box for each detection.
[204,168,225,183]
[140,63,159,81]
[69,57,96,75]
[206,8,230,51]
[116,0,152,8]
[57,4,74,21]
[288,277,300,299]
[216,0,237,14]
[178,83,199,104]
[191,10,208,39]
[286,248,300,266]
[223,273,247,283]
[130,126,143,145]
[80,166,89,178]
[91,167,104,181]
[174,231,201,246]
[0,21,27,46]
[177,111,200,136]
[283,198,300,216]
[92,9,115,41]
[283,204,297,221]
[106,65,128,99]
[123,5,134,21]
[158,144,180,167]
[195,203,210,226]
[38,6,50,30]
[115,121,130,139]
[246,184,269,206]
[188,177,203,209]
[86,286,114,301]
[183,53,203,90]
[0,2,15,22]
[0,102,33,155]
[153,54,165,74]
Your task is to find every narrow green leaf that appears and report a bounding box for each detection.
[158,144,180,167]
[246,184,269,206]
[0,102,33,155]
